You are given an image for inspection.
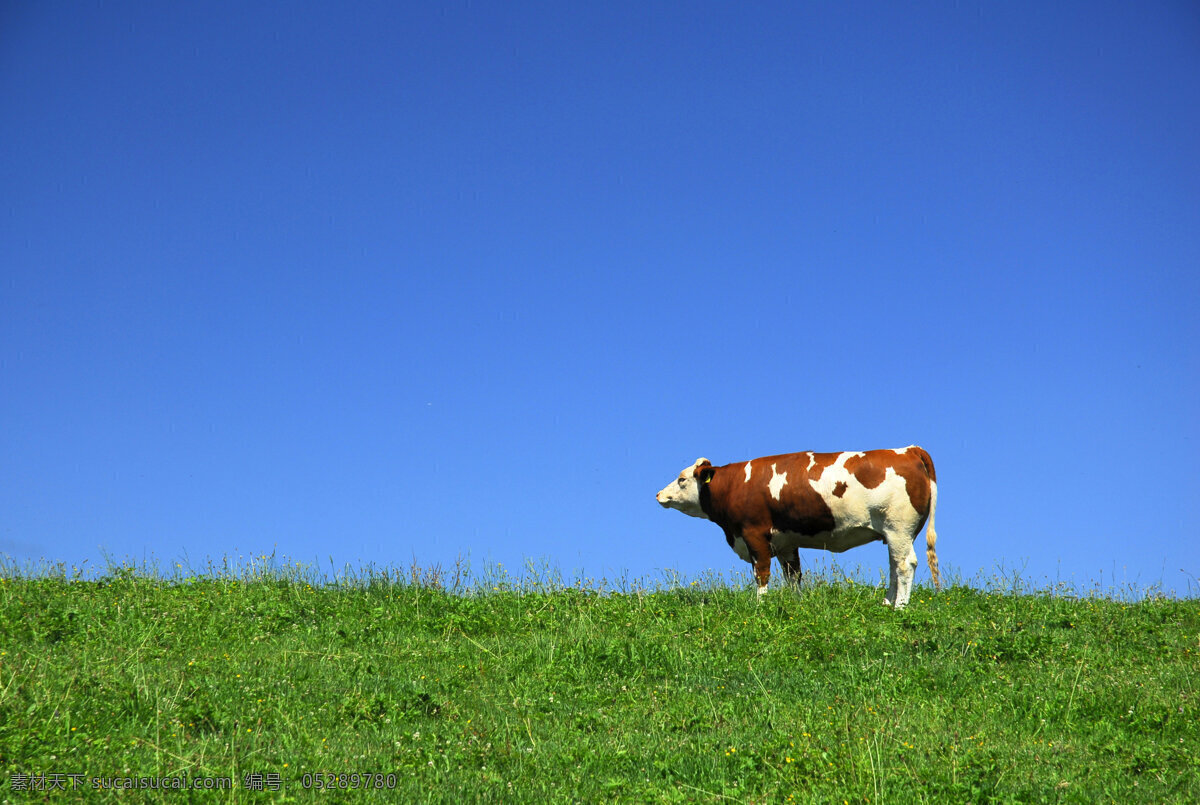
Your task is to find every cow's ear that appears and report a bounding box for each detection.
[697,466,716,484]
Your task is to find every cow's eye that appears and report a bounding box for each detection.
[678,478,687,486]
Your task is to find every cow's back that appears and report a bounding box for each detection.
[707,447,934,535]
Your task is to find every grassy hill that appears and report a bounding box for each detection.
[1,562,1197,802]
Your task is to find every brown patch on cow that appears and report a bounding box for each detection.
[699,452,837,545]
[844,453,887,489]
[832,481,848,497]
[893,447,935,521]
[698,464,771,537]
[841,447,936,524]
[805,451,839,480]
[906,445,937,484]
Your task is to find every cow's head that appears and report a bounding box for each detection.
[656,458,715,518]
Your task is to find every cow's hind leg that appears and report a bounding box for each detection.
[778,548,802,590]
[884,557,899,608]
[883,532,919,609]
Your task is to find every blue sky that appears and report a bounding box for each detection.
[3,1,1198,594]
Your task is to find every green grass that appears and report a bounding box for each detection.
[1,559,1197,803]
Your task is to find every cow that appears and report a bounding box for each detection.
[656,446,939,609]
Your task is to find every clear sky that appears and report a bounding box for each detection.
[3,1,1198,594]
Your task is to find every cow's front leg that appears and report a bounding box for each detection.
[742,530,773,600]
[778,548,802,590]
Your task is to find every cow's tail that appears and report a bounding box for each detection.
[926,479,940,589]
[912,445,940,590]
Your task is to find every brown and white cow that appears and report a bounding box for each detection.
[656,446,939,608]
